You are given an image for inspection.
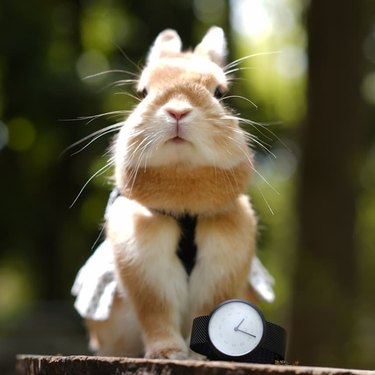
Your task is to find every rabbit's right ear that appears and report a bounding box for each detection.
[194,27,227,67]
[147,29,182,64]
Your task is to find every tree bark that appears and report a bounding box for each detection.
[15,355,374,375]
[289,0,362,367]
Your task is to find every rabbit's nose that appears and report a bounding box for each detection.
[166,109,191,121]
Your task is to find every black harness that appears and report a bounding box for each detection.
[175,214,197,276]
[107,189,198,276]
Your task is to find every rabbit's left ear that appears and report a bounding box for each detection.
[194,26,227,67]
[147,29,182,64]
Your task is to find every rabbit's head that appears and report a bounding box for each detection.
[113,27,252,214]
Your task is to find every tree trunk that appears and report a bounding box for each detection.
[15,355,373,375]
[289,0,362,367]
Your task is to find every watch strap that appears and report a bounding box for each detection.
[243,347,283,364]
[190,315,286,363]
[264,321,287,359]
[190,315,210,355]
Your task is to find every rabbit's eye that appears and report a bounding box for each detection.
[140,88,148,98]
[214,87,224,99]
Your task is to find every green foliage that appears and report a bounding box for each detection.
[0,0,375,371]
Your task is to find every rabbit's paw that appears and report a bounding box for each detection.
[145,339,188,360]
[188,350,207,360]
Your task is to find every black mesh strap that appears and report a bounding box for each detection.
[190,315,286,363]
[243,348,283,364]
[263,321,287,358]
[190,316,210,355]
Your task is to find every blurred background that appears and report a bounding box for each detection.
[1,0,375,373]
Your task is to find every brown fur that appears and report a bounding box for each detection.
[121,162,251,215]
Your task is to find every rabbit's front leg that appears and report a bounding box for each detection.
[107,196,189,359]
[188,195,257,319]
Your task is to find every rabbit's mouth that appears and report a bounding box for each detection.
[169,136,187,144]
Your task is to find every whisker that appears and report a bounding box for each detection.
[142,138,158,174]
[220,95,258,109]
[70,162,113,208]
[225,66,257,75]
[123,132,153,178]
[83,69,138,80]
[224,115,273,143]
[218,123,279,214]
[224,51,279,71]
[91,226,105,250]
[231,130,276,159]
[226,76,251,84]
[204,114,277,158]
[69,127,121,156]
[256,186,275,216]
[224,115,287,149]
[104,79,138,90]
[59,111,130,126]
[226,132,280,196]
[114,43,142,72]
[113,91,142,102]
[61,122,124,157]
[112,79,138,86]
[252,165,280,195]
[126,136,156,194]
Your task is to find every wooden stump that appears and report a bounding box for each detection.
[15,355,374,375]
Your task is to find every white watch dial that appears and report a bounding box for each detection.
[208,300,264,357]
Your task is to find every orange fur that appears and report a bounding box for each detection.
[189,195,257,318]
[121,162,251,215]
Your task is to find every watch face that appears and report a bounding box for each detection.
[208,300,265,357]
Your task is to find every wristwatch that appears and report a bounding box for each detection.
[190,299,286,363]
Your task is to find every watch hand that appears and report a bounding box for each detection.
[236,328,256,338]
[234,318,245,331]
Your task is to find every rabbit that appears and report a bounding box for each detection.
[82,26,259,360]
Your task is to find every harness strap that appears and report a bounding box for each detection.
[176,214,197,276]
[107,188,198,276]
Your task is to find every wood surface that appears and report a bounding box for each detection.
[15,355,374,375]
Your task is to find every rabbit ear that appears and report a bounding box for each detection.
[147,29,182,64]
[194,26,227,67]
